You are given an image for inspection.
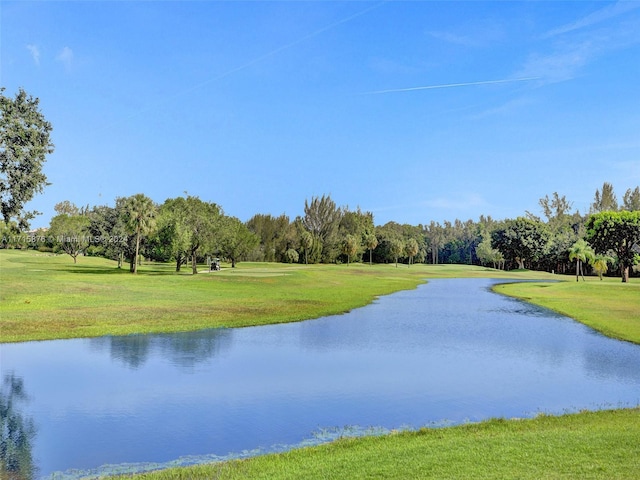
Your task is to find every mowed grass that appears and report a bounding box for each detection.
[495,279,640,344]
[113,407,640,480]
[0,249,549,343]
[2,249,639,344]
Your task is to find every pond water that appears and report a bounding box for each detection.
[2,278,640,479]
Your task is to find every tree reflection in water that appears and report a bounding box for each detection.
[90,328,233,370]
[0,373,37,480]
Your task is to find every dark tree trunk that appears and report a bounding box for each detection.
[133,228,140,274]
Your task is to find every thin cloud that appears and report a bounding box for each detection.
[56,46,74,69]
[361,77,539,95]
[517,15,640,85]
[26,44,40,65]
[517,41,594,84]
[521,2,640,84]
[543,1,640,39]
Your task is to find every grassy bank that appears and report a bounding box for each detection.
[495,280,640,344]
[112,407,640,480]
[1,249,551,343]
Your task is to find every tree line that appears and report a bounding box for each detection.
[1,88,639,281]
[0,185,637,283]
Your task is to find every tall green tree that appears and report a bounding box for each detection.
[622,187,640,211]
[88,203,130,267]
[425,221,445,264]
[337,208,373,264]
[374,222,402,264]
[389,238,404,268]
[341,234,359,266]
[568,239,595,282]
[54,200,80,216]
[539,192,573,224]
[156,197,191,271]
[365,233,378,265]
[122,194,156,274]
[48,211,91,263]
[0,88,54,229]
[180,196,222,274]
[475,237,503,269]
[405,237,419,267]
[246,213,290,262]
[491,217,550,270]
[590,182,618,213]
[586,210,640,282]
[299,228,314,265]
[217,216,258,268]
[302,195,342,263]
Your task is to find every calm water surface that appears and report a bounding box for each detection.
[1,278,639,478]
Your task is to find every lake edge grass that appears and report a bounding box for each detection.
[110,407,640,480]
[2,250,638,344]
[494,280,640,344]
[1,249,558,343]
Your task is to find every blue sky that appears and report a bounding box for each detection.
[2,1,639,228]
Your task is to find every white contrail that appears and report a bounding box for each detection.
[96,2,388,132]
[361,77,541,95]
[181,1,388,95]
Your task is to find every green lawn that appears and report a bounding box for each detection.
[112,408,640,480]
[0,249,553,343]
[495,279,640,344]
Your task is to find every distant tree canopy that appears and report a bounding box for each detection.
[586,210,640,283]
[491,217,550,270]
[0,88,54,229]
[6,180,639,280]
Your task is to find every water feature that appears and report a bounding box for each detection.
[1,278,639,479]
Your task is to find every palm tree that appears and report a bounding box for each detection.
[365,233,378,266]
[405,238,419,267]
[590,253,614,281]
[568,239,595,282]
[389,238,404,268]
[123,194,156,274]
[300,230,313,265]
[342,234,359,266]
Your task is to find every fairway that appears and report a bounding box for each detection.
[495,280,640,344]
[2,249,639,344]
